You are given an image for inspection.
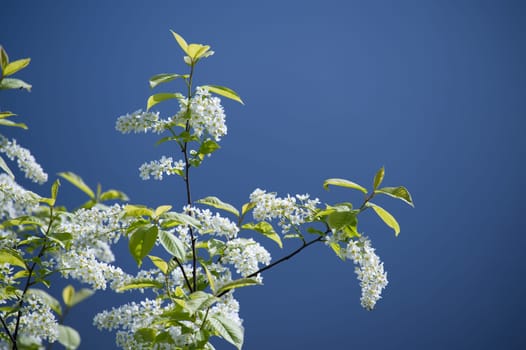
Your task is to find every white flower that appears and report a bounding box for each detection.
[139,156,185,180]
[184,206,239,239]
[174,87,227,141]
[346,237,388,310]
[115,110,168,134]
[0,173,39,221]
[223,238,271,281]
[249,188,320,233]
[0,136,47,184]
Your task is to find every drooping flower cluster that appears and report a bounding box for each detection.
[345,237,388,310]
[0,136,47,184]
[3,293,59,344]
[0,173,39,221]
[139,156,185,181]
[249,189,320,233]
[52,204,129,290]
[223,238,271,281]
[115,110,167,134]
[174,87,227,141]
[184,205,239,239]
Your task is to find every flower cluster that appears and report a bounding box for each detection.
[139,156,185,181]
[249,189,320,233]
[52,205,130,290]
[0,136,47,184]
[4,293,59,344]
[174,87,227,141]
[115,110,167,134]
[223,238,271,281]
[345,237,388,310]
[184,205,239,239]
[0,173,39,220]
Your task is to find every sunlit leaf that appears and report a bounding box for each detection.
[215,278,261,296]
[154,205,172,218]
[149,73,187,88]
[146,92,183,111]
[375,186,414,207]
[323,178,367,194]
[0,118,27,129]
[170,30,189,55]
[373,167,385,190]
[129,225,159,267]
[99,189,129,202]
[57,325,80,350]
[0,78,32,91]
[208,315,244,350]
[62,285,74,307]
[367,202,400,236]
[158,230,186,261]
[242,222,282,248]
[58,172,94,198]
[0,248,27,269]
[196,196,239,217]
[201,85,244,105]
[116,279,164,292]
[148,255,168,274]
[0,156,14,178]
[3,58,31,76]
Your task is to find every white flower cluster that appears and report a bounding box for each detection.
[52,205,130,290]
[0,136,47,184]
[6,294,59,344]
[209,294,243,329]
[223,238,271,281]
[249,189,320,233]
[115,110,167,134]
[346,237,388,310]
[139,156,185,181]
[93,298,168,349]
[184,205,239,239]
[0,173,39,220]
[175,87,227,141]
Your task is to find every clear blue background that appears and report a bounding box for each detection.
[1,0,525,349]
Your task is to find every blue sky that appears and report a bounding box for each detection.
[1,0,525,349]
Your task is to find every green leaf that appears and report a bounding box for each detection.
[241,202,255,217]
[201,85,244,105]
[3,58,31,76]
[149,73,187,88]
[0,47,9,69]
[367,202,400,236]
[124,204,154,218]
[373,167,385,190]
[47,232,73,249]
[201,263,216,294]
[329,242,346,260]
[375,186,414,207]
[158,230,186,261]
[0,118,28,129]
[185,291,218,315]
[27,289,62,316]
[148,255,168,274]
[99,189,129,202]
[208,315,244,350]
[0,248,27,269]
[327,210,357,231]
[50,179,60,202]
[116,279,164,292]
[154,205,172,218]
[146,92,183,111]
[196,196,239,217]
[215,278,261,296]
[69,288,94,307]
[57,325,81,350]
[129,225,159,267]
[199,139,221,155]
[323,178,367,194]
[242,222,282,248]
[0,78,32,91]
[62,285,74,307]
[0,155,14,179]
[0,111,16,119]
[162,212,200,228]
[134,328,156,344]
[58,172,95,198]
[170,30,189,55]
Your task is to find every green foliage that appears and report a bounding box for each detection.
[375,186,414,207]
[241,222,282,248]
[158,230,187,261]
[201,85,244,105]
[367,202,400,236]
[57,325,81,350]
[323,178,368,194]
[196,196,239,217]
[208,315,244,350]
[129,224,159,266]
